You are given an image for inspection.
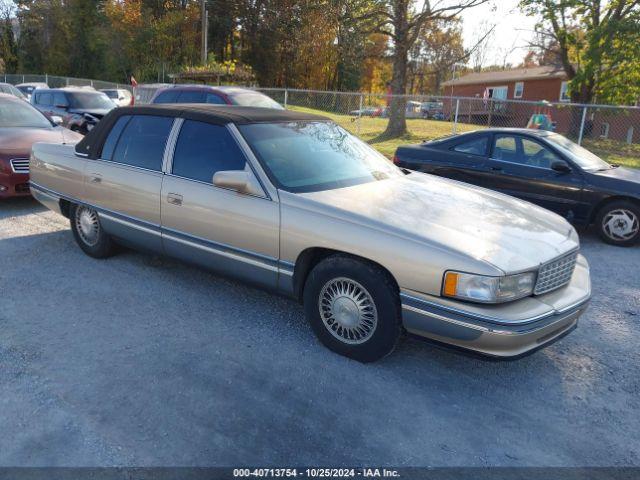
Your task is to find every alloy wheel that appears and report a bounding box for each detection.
[318,277,378,345]
[602,208,639,241]
[75,206,101,247]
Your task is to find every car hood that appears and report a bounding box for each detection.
[590,166,640,184]
[69,108,113,117]
[294,172,579,273]
[0,127,82,154]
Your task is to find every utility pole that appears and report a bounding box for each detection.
[200,0,208,65]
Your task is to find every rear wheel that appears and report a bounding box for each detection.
[303,255,402,362]
[595,200,640,247]
[70,204,116,258]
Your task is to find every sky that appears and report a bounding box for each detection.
[458,0,539,67]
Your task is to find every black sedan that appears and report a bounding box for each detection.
[394,128,640,246]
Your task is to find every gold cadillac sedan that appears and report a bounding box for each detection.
[29,105,591,362]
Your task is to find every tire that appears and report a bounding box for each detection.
[70,203,116,258]
[303,255,402,362]
[595,200,640,247]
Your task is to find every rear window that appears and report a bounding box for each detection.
[111,115,174,171]
[452,137,488,156]
[228,92,283,109]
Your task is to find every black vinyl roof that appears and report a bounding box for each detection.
[116,104,327,124]
[75,104,329,159]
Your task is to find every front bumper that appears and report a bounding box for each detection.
[401,254,591,358]
[0,171,30,198]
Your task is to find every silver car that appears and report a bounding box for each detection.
[29,105,591,362]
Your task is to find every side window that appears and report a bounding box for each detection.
[100,115,131,160]
[205,93,226,104]
[37,92,53,106]
[153,90,180,103]
[53,92,69,107]
[172,120,246,183]
[492,135,518,162]
[112,115,174,171]
[452,137,488,156]
[177,91,206,103]
[521,137,561,169]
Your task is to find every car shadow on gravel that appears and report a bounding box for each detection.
[0,196,47,219]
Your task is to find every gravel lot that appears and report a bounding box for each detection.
[1,196,639,467]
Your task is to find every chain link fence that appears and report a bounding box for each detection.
[2,73,132,91]
[253,88,640,167]
[3,74,637,166]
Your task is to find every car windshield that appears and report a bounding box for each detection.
[545,133,612,171]
[229,92,284,109]
[239,121,401,193]
[68,92,115,110]
[102,90,118,99]
[0,99,52,128]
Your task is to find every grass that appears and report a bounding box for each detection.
[289,105,640,168]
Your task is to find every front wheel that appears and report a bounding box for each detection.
[595,200,640,247]
[303,255,402,362]
[70,204,116,258]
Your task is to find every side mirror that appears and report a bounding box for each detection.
[51,115,64,125]
[119,97,125,101]
[213,170,264,197]
[551,160,571,173]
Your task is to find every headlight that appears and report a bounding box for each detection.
[443,271,536,303]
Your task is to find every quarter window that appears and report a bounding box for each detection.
[111,115,174,171]
[100,115,131,160]
[452,137,488,156]
[172,120,246,183]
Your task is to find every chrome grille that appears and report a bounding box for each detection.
[10,158,29,174]
[534,251,578,295]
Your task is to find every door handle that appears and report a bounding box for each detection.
[167,193,183,206]
[89,173,102,183]
[489,166,503,172]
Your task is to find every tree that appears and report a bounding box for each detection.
[521,0,640,105]
[377,0,489,138]
[0,0,18,73]
[409,18,465,94]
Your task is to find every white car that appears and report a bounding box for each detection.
[15,82,49,101]
[100,88,133,107]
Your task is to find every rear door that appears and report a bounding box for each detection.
[83,114,175,251]
[160,119,280,288]
[483,133,585,220]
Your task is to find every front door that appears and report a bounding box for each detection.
[483,133,586,221]
[160,119,280,288]
[82,114,175,251]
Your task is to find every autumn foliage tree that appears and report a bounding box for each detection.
[521,0,640,105]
